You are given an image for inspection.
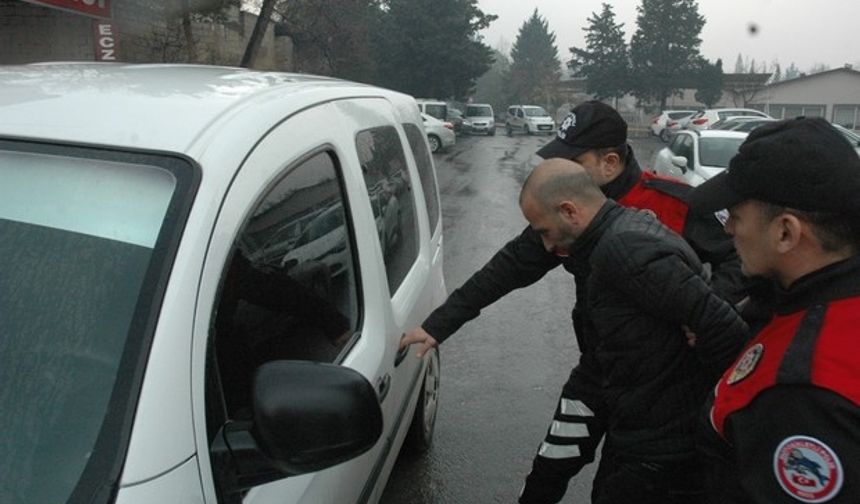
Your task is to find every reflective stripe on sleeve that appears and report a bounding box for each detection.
[550,421,589,438]
[560,399,594,417]
[538,442,581,459]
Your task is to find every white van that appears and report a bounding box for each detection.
[415,99,448,121]
[464,103,496,136]
[0,63,446,504]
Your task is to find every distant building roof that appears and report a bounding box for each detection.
[764,66,860,89]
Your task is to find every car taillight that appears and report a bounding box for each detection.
[692,118,708,125]
[651,116,660,123]
[667,120,678,127]
[443,122,454,130]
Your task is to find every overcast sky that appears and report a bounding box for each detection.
[476,0,859,73]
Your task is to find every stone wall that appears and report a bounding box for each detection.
[0,0,292,70]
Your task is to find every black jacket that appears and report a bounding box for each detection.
[561,201,746,460]
[423,151,746,342]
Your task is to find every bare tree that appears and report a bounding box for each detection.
[241,0,277,67]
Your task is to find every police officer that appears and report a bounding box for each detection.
[689,117,860,503]
[400,101,749,503]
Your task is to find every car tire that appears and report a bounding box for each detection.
[506,124,513,136]
[488,127,495,136]
[428,134,441,153]
[659,129,670,143]
[404,348,440,453]
[524,124,530,136]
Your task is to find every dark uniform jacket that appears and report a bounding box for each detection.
[423,147,746,343]
[555,201,746,461]
[702,255,860,503]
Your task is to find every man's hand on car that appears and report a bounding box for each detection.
[400,327,439,358]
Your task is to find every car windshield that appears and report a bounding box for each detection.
[698,137,746,168]
[424,104,447,120]
[668,112,694,120]
[466,105,493,117]
[524,107,548,117]
[0,147,184,504]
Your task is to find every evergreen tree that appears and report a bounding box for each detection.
[569,3,629,101]
[507,9,561,106]
[734,53,745,73]
[629,0,706,109]
[373,0,497,99]
[474,48,512,116]
[784,62,801,80]
[749,58,756,73]
[771,62,782,82]
[276,0,381,83]
[695,58,723,107]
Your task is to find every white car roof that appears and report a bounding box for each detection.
[696,130,750,139]
[0,63,413,155]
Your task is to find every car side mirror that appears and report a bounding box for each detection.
[670,155,689,173]
[211,361,382,493]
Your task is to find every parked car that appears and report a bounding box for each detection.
[650,110,697,142]
[686,108,772,131]
[713,117,776,132]
[832,123,860,157]
[505,105,556,136]
[421,112,456,153]
[686,108,773,131]
[463,103,496,135]
[446,107,465,133]
[651,130,748,186]
[415,99,447,121]
[0,63,446,504]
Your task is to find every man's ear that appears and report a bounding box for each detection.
[774,213,803,253]
[601,151,623,178]
[557,200,579,223]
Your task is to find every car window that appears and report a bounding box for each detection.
[209,151,360,423]
[524,107,548,117]
[698,137,745,168]
[403,122,440,234]
[424,104,447,121]
[668,111,693,120]
[356,126,419,295]
[668,134,686,154]
[0,145,191,504]
[466,105,493,117]
[676,135,695,168]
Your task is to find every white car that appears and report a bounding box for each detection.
[505,105,556,136]
[649,110,696,142]
[832,123,860,157]
[686,108,772,131]
[463,103,496,135]
[421,112,455,153]
[651,130,748,186]
[0,63,446,504]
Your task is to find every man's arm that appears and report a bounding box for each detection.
[683,209,749,304]
[411,226,561,347]
[597,231,748,375]
[730,386,860,503]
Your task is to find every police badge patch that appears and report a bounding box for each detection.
[726,343,763,385]
[774,436,843,502]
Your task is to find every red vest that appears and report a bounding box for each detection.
[711,296,860,437]
[617,171,689,235]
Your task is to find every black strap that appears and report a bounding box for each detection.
[776,304,828,384]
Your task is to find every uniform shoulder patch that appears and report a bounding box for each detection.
[774,435,843,502]
[727,343,764,385]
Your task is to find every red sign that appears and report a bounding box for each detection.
[21,0,111,19]
[92,20,119,61]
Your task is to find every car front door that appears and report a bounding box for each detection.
[192,101,401,504]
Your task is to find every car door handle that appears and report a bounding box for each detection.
[376,373,391,402]
[394,339,410,368]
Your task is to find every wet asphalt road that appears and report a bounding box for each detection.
[379,131,665,504]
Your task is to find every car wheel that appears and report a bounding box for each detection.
[524,124,530,136]
[428,134,441,153]
[488,127,495,136]
[506,124,513,136]
[659,129,670,143]
[404,348,440,453]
